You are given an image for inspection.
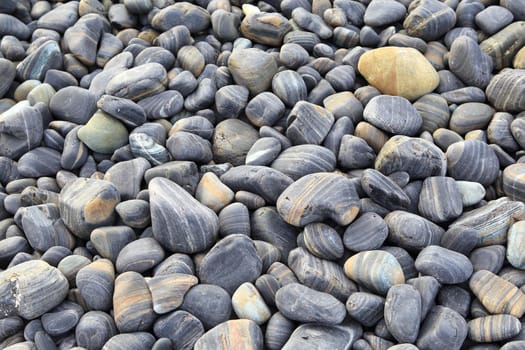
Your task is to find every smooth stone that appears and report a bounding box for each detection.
[144,161,199,195]
[476,6,514,35]
[385,211,444,252]
[344,250,405,295]
[194,319,263,350]
[323,91,364,123]
[76,259,114,311]
[17,147,61,178]
[449,36,493,89]
[403,0,456,40]
[147,273,198,314]
[437,285,471,318]
[169,116,214,140]
[265,312,295,350]
[480,22,525,70]
[375,135,446,179]
[272,70,307,108]
[415,245,473,284]
[232,282,271,325]
[364,0,406,26]
[106,63,168,101]
[507,221,525,269]
[358,47,440,101]
[151,2,210,33]
[195,172,234,213]
[218,202,250,237]
[167,131,212,164]
[215,85,249,119]
[245,137,282,166]
[288,247,355,301]
[102,332,156,350]
[384,284,421,343]
[447,139,499,186]
[363,95,422,136]
[220,166,293,204]
[16,40,62,81]
[228,48,278,95]
[277,172,360,227]
[199,234,262,294]
[245,92,285,127]
[97,95,146,128]
[211,10,240,42]
[75,311,117,350]
[0,59,15,99]
[470,245,506,273]
[180,284,232,330]
[450,197,525,246]
[0,103,44,159]
[282,322,362,350]
[343,212,388,251]
[418,176,463,222]
[468,315,522,342]
[154,254,194,277]
[469,270,525,318]
[0,14,30,40]
[286,101,335,145]
[346,292,385,327]
[361,168,411,211]
[104,158,150,201]
[503,163,525,202]
[416,306,468,350]
[275,283,346,324]
[271,145,336,180]
[41,309,80,336]
[0,260,68,320]
[488,112,519,152]
[292,7,332,39]
[153,310,204,349]
[213,119,259,166]
[338,134,376,169]
[138,90,183,120]
[59,178,120,240]
[441,87,487,104]
[113,271,155,333]
[449,102,495,135]
[90,226,135,263]
[19,203,75,252]
[129,133,170,166]
[78,110,128,154]
[116,237,165,273]
[240,12,291,46]
[149,177,218,254]
[302,223,344,260]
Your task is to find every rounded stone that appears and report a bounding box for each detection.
[77,110,129,154]
[358,47,440,101]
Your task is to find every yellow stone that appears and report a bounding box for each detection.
[358,47,440,101]
[513,46,525,69]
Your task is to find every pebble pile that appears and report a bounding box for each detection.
[1,0,525,349]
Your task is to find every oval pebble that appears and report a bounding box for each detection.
[363,95,422,136]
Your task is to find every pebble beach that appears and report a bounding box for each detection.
[1,0,525,349]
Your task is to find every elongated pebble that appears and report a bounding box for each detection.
[416,306,468,350]
[469,270,525,318]
[194,319,263,350]
[275,283,346,324]
[415,245,473,284]
[384,284,421,343]
[385,211,444,252]
[468,314,521,342]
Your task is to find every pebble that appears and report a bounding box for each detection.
[344,250,405,295]
[275,283,346,324]
[277,172,360,227]
[282,322,362,350]
[0,260,68,320]
[469,270,525,318]
[194,319,263,350]
[0,0,524,348]
[149,177,218,254]
[228,48,278,95]
[384,284,421,343]
[231,282,271,325]
[358,47,440,100]
[363,95,422,136]
[507,221,525,269]
[415,245,473,284]
[468,315,522,343]
[199,234,262,294]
